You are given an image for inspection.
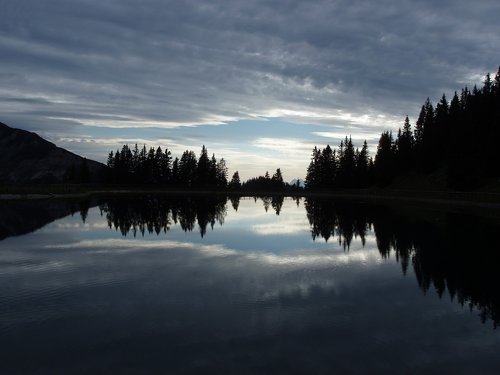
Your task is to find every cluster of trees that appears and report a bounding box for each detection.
[105,143,303,192]
[241,169,285,191]
[374,67,500,189]
[107,144,242,189]
[306,66,500,190]
[305,138,372,189]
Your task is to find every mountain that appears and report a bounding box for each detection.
[0,122,107,184]
[289,178,305,188]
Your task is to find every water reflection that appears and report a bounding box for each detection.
[1,195,500,328]
[100,195,288,238]
[304,198,371,248]
[1,195,500,373]
[305,198,500,327]
[100,195,228,238]
[0,198,96,241]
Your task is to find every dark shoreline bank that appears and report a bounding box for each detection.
[2,186,500,211]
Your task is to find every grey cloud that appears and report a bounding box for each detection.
[1,0,499,146]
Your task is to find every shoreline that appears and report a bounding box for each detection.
[2,188,500,209]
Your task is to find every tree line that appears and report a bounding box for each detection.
[305,138,372,189]
[106,144,244,189]
[105,144,303,192]
[306,66,500,190]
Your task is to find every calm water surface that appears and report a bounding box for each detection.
[1,195,499,374]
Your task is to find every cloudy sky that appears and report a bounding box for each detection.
[1,0,499,180]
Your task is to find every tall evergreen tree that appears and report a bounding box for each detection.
[395,116,414,174]
[272,168,284,189]
[229,171,241,190]
[355,140,370,187]
[216,158,228,188]
[197,145,211,186]
[305,147,321,189]
[171,157,180,185]
[374,131,395,185]
[179,150,197,186]
[338,136,355,187]
[320,145,336,188]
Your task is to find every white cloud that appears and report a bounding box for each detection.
[252,137,316,154]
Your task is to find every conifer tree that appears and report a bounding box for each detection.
[171,157,179,185]
[216,158,228,187]
[355,140,369,186]
[305,147,321,189]
[179,150,197,186]
[272,168,284,188]
[320,145,336,188]
[395,116,414,174]
[229,171,241,190]
[107,151,114,169]
[375,131,395,185]
[209,154,218,186]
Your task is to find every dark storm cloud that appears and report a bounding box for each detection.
[1,0,499,158]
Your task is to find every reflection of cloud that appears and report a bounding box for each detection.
[252,219,309,235]
[45,238,381,268]
[54,222,109,231]
[40,236,383,303]
[0,260,72,276]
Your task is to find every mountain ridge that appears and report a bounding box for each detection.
[0,122,106,184]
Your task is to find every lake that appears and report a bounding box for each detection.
[1,195,500,373]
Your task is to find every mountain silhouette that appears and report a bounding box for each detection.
[0,122,106,184]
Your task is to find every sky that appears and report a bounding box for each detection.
[1,0,499,181]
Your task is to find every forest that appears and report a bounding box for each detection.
[105,67,500,192]
[306,66,500,190]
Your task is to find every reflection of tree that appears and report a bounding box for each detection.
[99,195,228,238]
[79,200,90,223]
[293,196,302,207]
[230,196,240,212]
[304,198,370,249]
[261,196,271,212]
[271,196,284,215]
[305,197,500,327]
[251,196,284,215]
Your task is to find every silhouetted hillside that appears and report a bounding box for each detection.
[0,122,106,184]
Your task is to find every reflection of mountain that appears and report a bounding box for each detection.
[100,195,228,238]
[305,198,500,327]
[0,199,95,241]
